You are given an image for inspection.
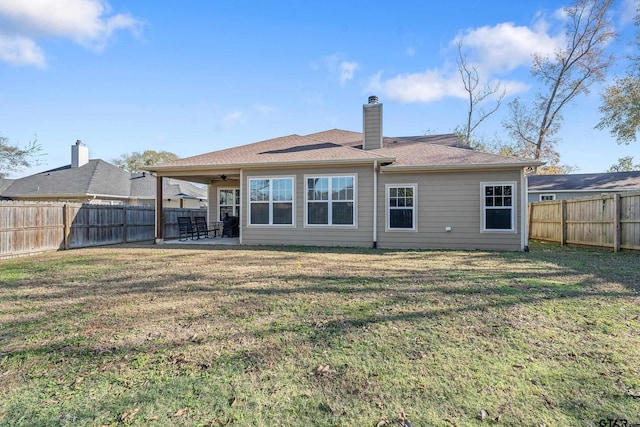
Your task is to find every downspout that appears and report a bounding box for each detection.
[155,175,164,243]
[521,169,529,252]
[239,169,243,244]
[372,160,378,249]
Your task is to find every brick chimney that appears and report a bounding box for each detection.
[363,95,383,150]
[71,140,89,168]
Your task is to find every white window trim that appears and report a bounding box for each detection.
[217,187,240,221]
[247,176,296,227]
[481,181,516,233]
[385,183,417,232]
[304,174,357,228]
[539,193,556,201]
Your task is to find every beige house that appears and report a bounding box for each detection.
[147,97,541,250]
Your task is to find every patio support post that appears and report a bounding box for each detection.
[156,175,164,242]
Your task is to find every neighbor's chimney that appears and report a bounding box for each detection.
[363,95,382,150]
[71,140,89,168]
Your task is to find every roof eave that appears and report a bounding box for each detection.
[147,157,396,173]
[380,162,544,173]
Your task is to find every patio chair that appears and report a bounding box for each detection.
[194,216,215,238]
[177,216,198,241]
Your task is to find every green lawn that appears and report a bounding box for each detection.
[0,242,639,426]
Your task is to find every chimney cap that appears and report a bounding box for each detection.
[368,95,379,104]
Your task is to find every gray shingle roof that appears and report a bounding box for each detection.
[528,171,640,191]
[2,160,131,198]
[1,161,207,201]
[130,173,206,200]
[0,177,14,195]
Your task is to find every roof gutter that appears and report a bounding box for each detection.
[380,162,544,173]
[147,157,397,174]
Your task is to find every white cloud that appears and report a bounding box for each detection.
[620,0,639,25]
[368,17,564,103]
[219,111,245,130]
[454,21,564,73]
[339,61,358,86]
[0,34,45,67]
[323,54,359,86]
[405,47,416,57]
[253,104,278,115]
[368,69,464,103]
[0,0,141,66]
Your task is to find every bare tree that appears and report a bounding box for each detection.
[597,11,640,144]
[503,0,616,170]
[456,41,506,146]
[0,135,42,178]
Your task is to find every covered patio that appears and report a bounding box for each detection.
[152,169,241,244]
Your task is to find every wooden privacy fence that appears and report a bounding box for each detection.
[528,192,640,251]
[0,201,206,258]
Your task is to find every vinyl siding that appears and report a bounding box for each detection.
[377,170,523,250]
[207,167,524,250]
[242,165,375,247]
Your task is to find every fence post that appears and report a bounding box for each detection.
[613,193,621,252]
[560,200,567,246]
[123,205,128,244]
[528,203,533,240]
[63,203,71,250]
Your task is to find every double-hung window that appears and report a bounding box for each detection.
[387,184,416,230]
[482,182,515,231]
[306,175,355,226]
[248,177,294,225]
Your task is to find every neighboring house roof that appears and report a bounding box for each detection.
[0,177,14,194]
[2,160,131,198]
[150,129,540,172]
[528,171,640,192]
[1,161,207,201]
[130,173,207,200]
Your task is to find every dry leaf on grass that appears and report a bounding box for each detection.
[478,409,488,421]
[376,417,389,427]
[120,408,139,423]
[145,415,159,421]
[313,364,332,376]
[397,411,413,427]
[173,407,188,417]
[627,390,640,399]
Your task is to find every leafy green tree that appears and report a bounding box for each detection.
[502,0,616,168]
[597,12,640,144]
[112,150,179,172]
[607,156,640,172]
[0,135,42,178]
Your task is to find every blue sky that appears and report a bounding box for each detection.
[1,0,638,178]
